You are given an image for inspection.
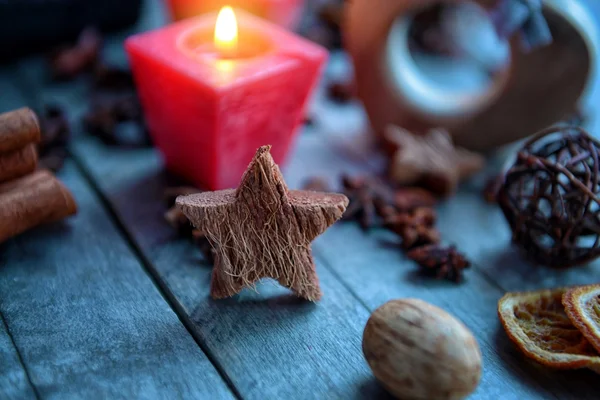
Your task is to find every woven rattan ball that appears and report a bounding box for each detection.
[498,126,600,268]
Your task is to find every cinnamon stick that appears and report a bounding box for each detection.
[0,170,77,243]
[0,108,41,153]
[0,143,38,183]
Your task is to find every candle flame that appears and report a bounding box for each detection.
[214,6,238,55]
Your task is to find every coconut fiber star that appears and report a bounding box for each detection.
[177,146,349,301]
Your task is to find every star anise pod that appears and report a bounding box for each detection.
[341,175,393,230]
[384,208,440,249]
[407,245,470,282]
[49,27,102,80]
[393,187,438,211]
[38,104,70,172]
[164,186,214,264]
[84,93,150,147]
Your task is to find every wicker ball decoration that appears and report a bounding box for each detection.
[498,126,600,268]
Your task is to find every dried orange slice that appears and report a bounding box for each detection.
[498,288,600,373]
[563,284,600,354]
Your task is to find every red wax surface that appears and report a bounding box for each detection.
[126,11,327,190]
[165,0,304,29]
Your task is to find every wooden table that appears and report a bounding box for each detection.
[1,1,599,398]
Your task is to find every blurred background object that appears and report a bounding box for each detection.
[345,0,598,152]
[165,0,305,29]
[0,0,142,61]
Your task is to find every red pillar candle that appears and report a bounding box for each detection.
[165,0,304,29]
[126,8,326,190]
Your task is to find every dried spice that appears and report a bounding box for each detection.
[0,170,77,243]
[49,27,102,80]
[563,284,600,354]
[0,108,40,183]
[177,146,349,301]
[45,31,151,148]
[164,186,214,263]
[0,107,76,242]
[498,287,600,373]
[84,93,150,147]
[393,187,437,211]
[363,299,482,400]
[0,145,37,184]
[385,126,485,196]
[304,173,470,282]
[0,107,40,152]
[327,80,356,104]
[385,208,440,250]
[341,175,392,230]
[38,105,70,172]
[406,245,470,282]
[497,126,600,268]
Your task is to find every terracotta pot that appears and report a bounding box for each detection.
[344,0,598,152]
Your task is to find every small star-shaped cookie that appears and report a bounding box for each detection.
[177,146,349,301]
[385,125,485,196]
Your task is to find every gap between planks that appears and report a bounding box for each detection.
[0,311,40,400]
[316,124,513,295]
[69,151,244,400]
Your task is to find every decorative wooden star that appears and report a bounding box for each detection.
[177,146,349,301]
[385,126,485,196]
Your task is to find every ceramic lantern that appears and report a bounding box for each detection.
[345,0,598,152]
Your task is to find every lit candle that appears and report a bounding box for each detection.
[126,7,327,190]
[165,0,304,29]
[214,6,238,57]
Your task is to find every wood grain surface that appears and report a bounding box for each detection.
[0,63,42,400]
[0,0,599,398]
[0,315,36,400]
[71,137,377,399]
[0,163,234,399]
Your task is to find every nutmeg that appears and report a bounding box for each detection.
[362,299,482,400]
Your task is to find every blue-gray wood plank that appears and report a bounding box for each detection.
[0,63,39,400]
[283,135,600,399]
[69,0,600,392]
[71,123,598,400]
[0,314,36,400]
[1,0,600,398]
[70,138,376,399]
[0,162,235,399]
